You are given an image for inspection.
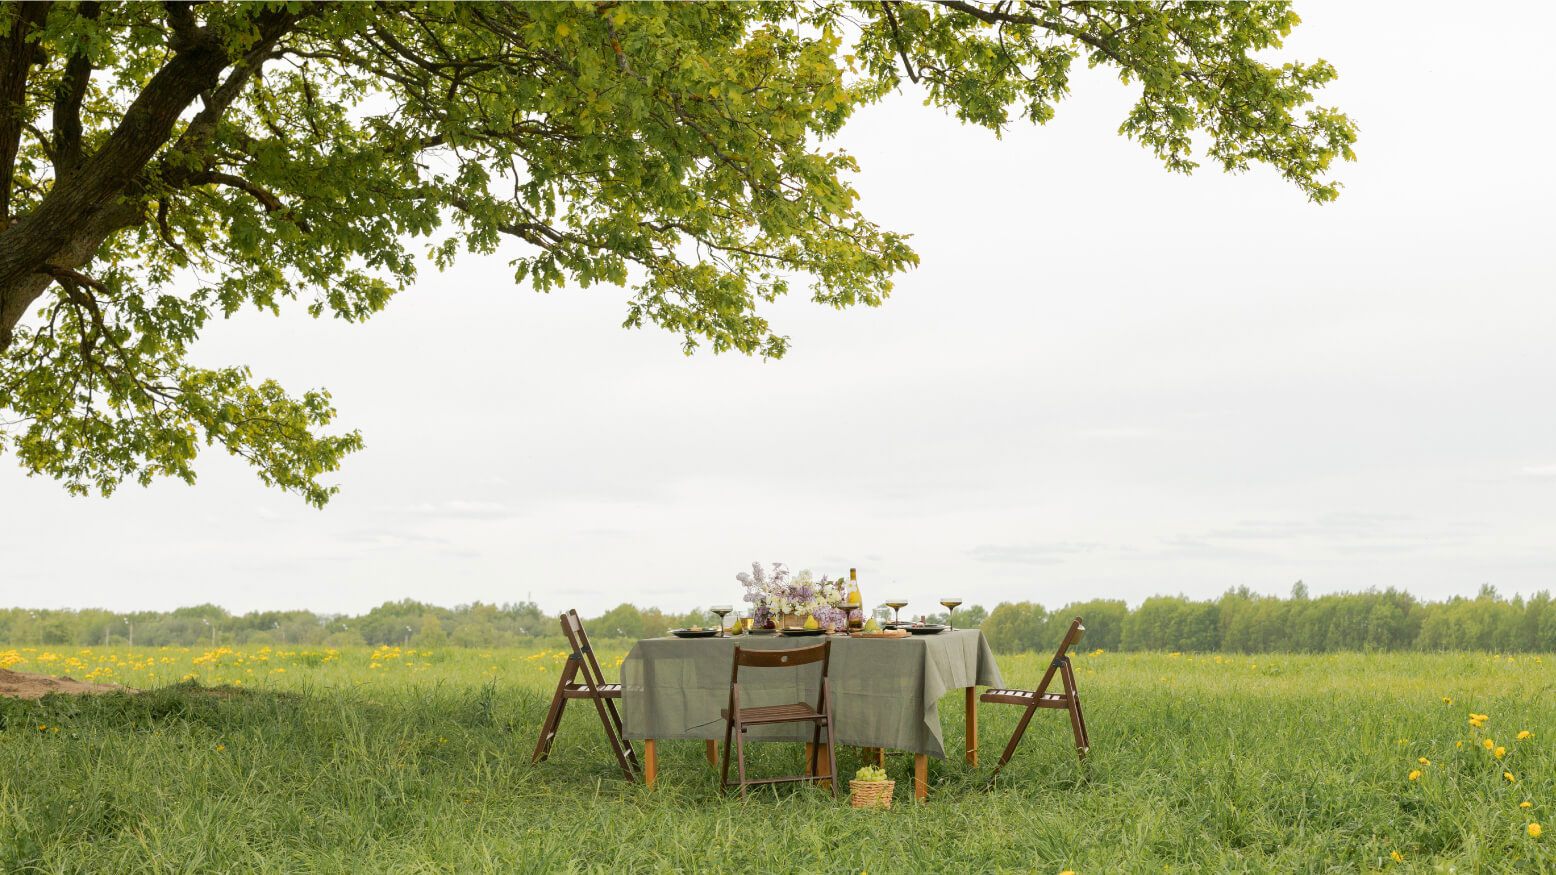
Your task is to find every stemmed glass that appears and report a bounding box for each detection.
[885,598,908,627]
[940,596,963,631]
[710,605,733,637]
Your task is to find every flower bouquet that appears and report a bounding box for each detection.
[736,562,849,631]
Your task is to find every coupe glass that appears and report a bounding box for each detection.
[940,596,963,631]
[710,605,733,637]
[884,598,908,626]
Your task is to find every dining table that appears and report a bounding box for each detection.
[619,628,1004,801]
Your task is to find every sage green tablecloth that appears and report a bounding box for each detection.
[620,630,1003,760]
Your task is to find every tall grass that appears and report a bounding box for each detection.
[0,646,1550,872]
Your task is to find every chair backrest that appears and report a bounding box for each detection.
[560,609,609,688]
[730,641,830,683]
[1032,616,1085,697]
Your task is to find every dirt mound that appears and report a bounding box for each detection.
[0,667,137,699]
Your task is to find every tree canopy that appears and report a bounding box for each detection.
[0,1,1356,505]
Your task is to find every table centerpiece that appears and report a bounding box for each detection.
[736,561,850,631]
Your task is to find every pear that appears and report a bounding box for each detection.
[803,614,819,630]
[862,617,881,633]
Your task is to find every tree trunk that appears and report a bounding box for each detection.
[0,200,140,352]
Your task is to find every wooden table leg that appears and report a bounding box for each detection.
[644,739,658,789]
[876,747,886,768]
[705,739,718,767]
[914,753,928,802]
[965,686,978,767]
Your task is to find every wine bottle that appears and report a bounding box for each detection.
[847,568,864,629]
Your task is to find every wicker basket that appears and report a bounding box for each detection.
[850,779,894,809]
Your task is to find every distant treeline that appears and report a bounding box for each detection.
[2,584,1553,653]
[0,600,725,649]
[982,584,1556,654]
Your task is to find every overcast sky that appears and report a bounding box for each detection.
[3,1,1552,617]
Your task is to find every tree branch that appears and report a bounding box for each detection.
[0,1,51,222]
[195,171,313,233]
[879,1,920,85]
[52,2,102,182]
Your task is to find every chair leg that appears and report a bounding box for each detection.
[586,692,637,782]
[720,716,735,794]
[1062,664,1090,757]
[825,722,838,799]
[603,697,639,769]
[1075,697,1091,752]
[734,724,750,804]
[1066,701,1087,760]
[986,702,1037,785]
[531,660,577,764]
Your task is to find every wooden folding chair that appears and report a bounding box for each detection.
[531,609,639,782]
[980,616,1090,783]
[719,641,838,804]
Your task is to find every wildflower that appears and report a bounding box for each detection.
[1504,772,1515,782]
[217,745,225,751]
[1495,747,1506,759]
[1391,851,1404,863]
[1484,739,1496,750]
[1408,770,1421,781]
[1522,802,1533,809]
[1456,741,1463,749]
[1529,823,1542,838]
[1418,757,1430,765]
[1518,730,1531,739]
[1442,697,1452,704]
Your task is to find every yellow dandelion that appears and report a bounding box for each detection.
[1442,697,1452,704]
[1390,850,1403,863]
[1518,730,1531,739]
[1522,801,1533,809]
[1408,770,1421,781]
[1529,823,1541,838]
[1418,757,1430,765]
[1456,741,1463,749]
[1495,747,1506,759]
[1060,871,1076,875]
[217,745,225,751]
[1484,739,1496,750]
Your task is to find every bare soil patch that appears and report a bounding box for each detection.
[0,667,137,699]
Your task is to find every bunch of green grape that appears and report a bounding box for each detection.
[854,764,888,782]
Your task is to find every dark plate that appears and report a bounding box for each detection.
[746,628,777,635]
[670,629,719,638]
[904,624,948,635]
[778,628,826,636]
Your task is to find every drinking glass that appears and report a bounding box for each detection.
[940,596,963,631]
[710,605,733,637]
[885,598,908,626]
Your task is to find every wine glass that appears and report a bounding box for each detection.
[710,605,733,637]
[885,598,908,626]
[940,596,962,631]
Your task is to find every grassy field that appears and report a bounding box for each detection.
[0,644,1551,872]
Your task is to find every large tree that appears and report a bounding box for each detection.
[0,1,1355,505]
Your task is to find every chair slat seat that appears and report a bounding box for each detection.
[720,702,824,725]
[563,682,621,699]
[981,689,1068,706]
